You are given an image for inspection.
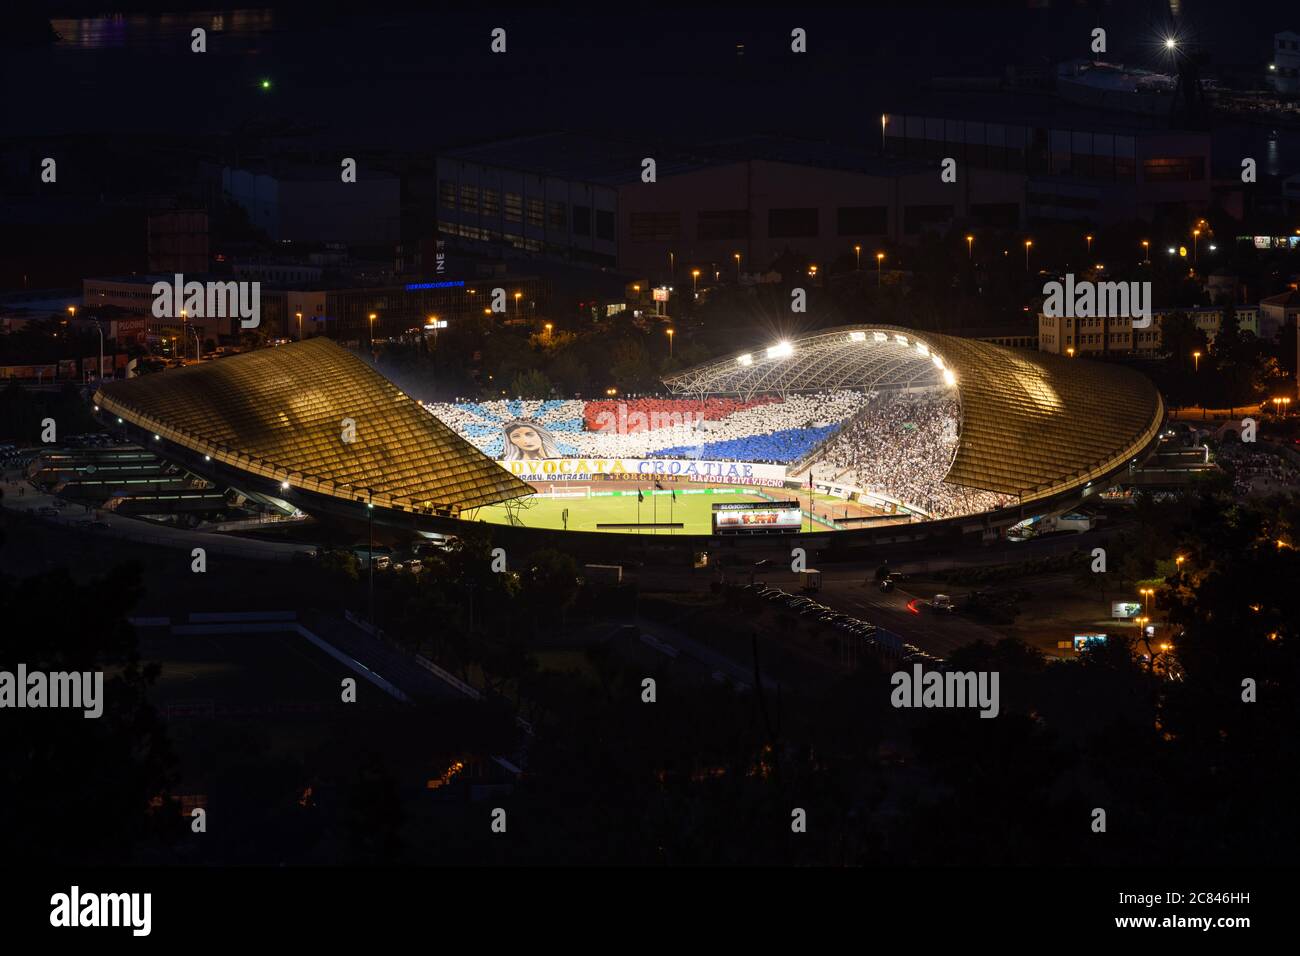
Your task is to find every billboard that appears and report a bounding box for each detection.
[1111,602,1141,619]
[500,457,787,486]
[1073,633,1108,651]
[712,500,803,534]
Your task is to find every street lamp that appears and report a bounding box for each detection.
[1192,350,1201,372]
[1085,234,1093,255]
[1066,346,1075,358]
[965,235,974,260]
[1140,587,1154,612]
[733,252,741,280]
[368,312,377,349]
[875,251,884,286]
[544,322,553,339]
[296,311,303,340]
[1024,239,1033,271]
[691,269,700,293]
[666,327,674,357]
[1175,555,1185,569]
[514,291,522,315]
[1142,239,1150,264]
[854,244,861,270]
[1192,228,1200,264]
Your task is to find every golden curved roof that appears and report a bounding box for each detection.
[925,332,1163,499]
[93,338,531,514]
[664,325,1164,503]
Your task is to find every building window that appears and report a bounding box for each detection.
[526,198,544,229]
[1142,157,1206,182]
[459,184,479,214]
[504,192,522,223]
[630,211,682,241]
[903,204,954,235]
[596,210,615,241]
[836,206,887,236]
[439,181,456,211]
[482,189,499,217]
[768,208,819,238]
[697,210,750,240]
[573,205,591,236]
[547,201,567,230]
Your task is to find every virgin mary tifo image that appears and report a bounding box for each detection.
[500,418,563,461]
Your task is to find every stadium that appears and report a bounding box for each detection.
[91,328,1165,549]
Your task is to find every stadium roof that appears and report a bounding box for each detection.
[93,339,531,515]
[663,325,1164,502]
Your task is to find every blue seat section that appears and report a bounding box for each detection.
[654,424,838,463]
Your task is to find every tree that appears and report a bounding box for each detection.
[510,368,552,399]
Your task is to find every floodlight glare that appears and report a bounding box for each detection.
[766,341,794,359]
[848,331,867,342]
[736,353,753,366]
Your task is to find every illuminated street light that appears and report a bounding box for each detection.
[1085,234,1093,255]
[514,291,522,315]
[1024,239,1033,271]
[691,268,700,294]
[1066,346,1075,358]
[733,252,741,280]
[854,244,861,270]
[876,251,885,286]
[666,327,674,357]
[965,234,974,260]
[296,311,303,340]
[1193,350,1201,372]
[1141,239,1150,263]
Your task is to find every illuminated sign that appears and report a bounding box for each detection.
[652,288,669,302]
[1111,602,1141,619]
[1073,633,1108,651]
[404,280,465,291]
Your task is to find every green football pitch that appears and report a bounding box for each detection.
[471,489,817,535]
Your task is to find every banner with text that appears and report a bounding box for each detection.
[500,458,788,486]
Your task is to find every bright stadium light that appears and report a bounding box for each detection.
[916,342,929,357]
[736,353,753,366]
[281,481,289,490]
[893,334,909,345]
[932,354,944,369]
[872,331,888,343]
[943,369,957,387]
[848,331,867,342]
[766,341,794,359]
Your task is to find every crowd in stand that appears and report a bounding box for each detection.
[424,389,1013,519]
[812,390,1014,519]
